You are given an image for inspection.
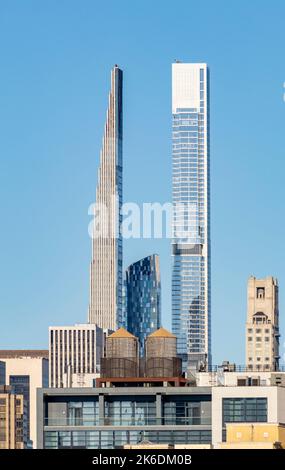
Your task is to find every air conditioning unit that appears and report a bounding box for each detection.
[271,373,285,387]
[237,377,247,386]
[251,377,260,386]
[237,376,260,386]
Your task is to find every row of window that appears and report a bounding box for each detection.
[44,430,212,449]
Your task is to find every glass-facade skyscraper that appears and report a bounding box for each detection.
[171,62,211,371]
[88,65,123,330]
[125,254,161,356]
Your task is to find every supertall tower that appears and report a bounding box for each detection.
[246,276,280,371]
[88,65,123,330]
[171,62,211,371]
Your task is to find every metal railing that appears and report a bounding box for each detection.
[205,365,285,373]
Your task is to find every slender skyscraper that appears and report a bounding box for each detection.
[88,65,123,330]
[171,62,211,371]
[125,255,161,356]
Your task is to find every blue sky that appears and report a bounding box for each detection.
[0,0,285,365]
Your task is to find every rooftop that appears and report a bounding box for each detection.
[108,328,136,339]
[0,350,49,359]
[148,327,176,339]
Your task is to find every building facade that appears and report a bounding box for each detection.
[0,385,28,449]
[0,350,48,449]
[212,385,285,447]
[37,382,285,449]
[219,423,285,449]
[246,276,280,371]
[49,324,104,389]
[88,65,123,330]
[126,255,161,356]
[0,361,5,386]
[37,386,212,449]
[171,62,211,371]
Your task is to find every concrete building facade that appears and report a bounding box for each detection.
[49,324,104,389]
[246,276,280,371]
[0,350,48,448]
[212,385,285,447]
[0,385,28,449]
[219,423,285,449]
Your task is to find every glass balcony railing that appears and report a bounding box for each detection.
[44,416,211,427]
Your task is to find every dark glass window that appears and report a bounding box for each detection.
[222,397,267,436]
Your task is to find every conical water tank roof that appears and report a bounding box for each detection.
[106,328,138,359]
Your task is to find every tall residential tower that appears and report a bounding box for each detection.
[171,62,211,371]
[246,276,280,371]
[125,254,161,356]
[88,66,123,330]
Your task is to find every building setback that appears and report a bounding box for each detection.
[88,65,123,330]
[171,62,211,371]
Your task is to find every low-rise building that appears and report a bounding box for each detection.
[0,385,28,449]
[37,386,212,449]
[212,385,285,447]
[37,328,285,449]
[0,349,49,448]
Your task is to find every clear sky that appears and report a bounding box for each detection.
[0,0,285,365]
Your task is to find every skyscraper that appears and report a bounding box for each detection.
[171,62,211,371]
[246,276,280,371]
[126,255,161,356]
[88,65,123,330]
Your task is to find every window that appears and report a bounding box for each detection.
[223,398,267,431]
[256,288,265,299]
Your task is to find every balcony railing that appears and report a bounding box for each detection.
[206,365,285,373]
[44,416,211,427]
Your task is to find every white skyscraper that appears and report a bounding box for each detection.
[171,62,211,371]
[88,66,123,330]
